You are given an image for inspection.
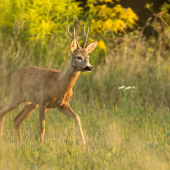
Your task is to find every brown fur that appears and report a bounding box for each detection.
[0,37,98,145]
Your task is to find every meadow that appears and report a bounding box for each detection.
[1,28,170,169]
[1,0,170,169]
[1,99,170,170]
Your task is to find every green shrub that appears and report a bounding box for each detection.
[0,0,83,41]
[85,0,138,34]
[145,1,170,50]
[83,0,138,61]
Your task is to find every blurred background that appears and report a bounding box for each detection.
[78,0,167,35]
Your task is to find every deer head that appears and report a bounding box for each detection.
[67,25,98,72]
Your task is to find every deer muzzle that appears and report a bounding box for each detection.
[84,66,92,72]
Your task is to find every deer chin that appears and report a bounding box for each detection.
[84,70,91,72]
[83,69,92,73]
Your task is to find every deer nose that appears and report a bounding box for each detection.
[84,66,92,71]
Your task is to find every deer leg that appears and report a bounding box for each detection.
[58,104,85,145]
[39,104,47,142]
[0,102,21,136]
[14,103,38,142]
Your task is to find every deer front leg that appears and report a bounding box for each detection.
[58,104,85,145]
[39,104,47,142]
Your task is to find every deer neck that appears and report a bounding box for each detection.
[58,60,80,94]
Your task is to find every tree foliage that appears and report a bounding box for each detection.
[145,0,170,48]
[0,0,83,41]
[86,0,138,34]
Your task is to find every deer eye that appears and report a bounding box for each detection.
[77,56,82,60]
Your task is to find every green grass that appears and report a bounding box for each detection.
[1,99,170,170]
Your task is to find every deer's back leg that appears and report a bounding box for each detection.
[0,70,23,136]
[14,103,38,142]
[0,101,22,136]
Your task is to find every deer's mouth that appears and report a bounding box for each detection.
[83,66,92,72]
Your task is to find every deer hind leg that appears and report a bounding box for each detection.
[0,71,23,137]
[58,104,86,145]
[14,103,38,142]
[0,101,21,136]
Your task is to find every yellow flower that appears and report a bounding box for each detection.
[99,0,114,4]
[91,19,95,23]
[98,40,107,52]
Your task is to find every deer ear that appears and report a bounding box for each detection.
[85,41,98,54]
[70,39,78,53]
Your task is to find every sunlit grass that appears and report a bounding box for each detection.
[0,99,170,169]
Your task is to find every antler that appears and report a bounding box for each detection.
[67,24,75,39]
[78,26,89,48]
[67,25,81,49]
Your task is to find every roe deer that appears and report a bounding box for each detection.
[0,25,98,145]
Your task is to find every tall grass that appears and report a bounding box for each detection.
[1,28,170,108]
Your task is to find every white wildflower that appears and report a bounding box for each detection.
[125,86,131,90]
[125,86,135,90]
[118,86,125,89]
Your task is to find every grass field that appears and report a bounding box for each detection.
[1,99,170,169]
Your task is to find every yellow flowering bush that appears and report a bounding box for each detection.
[0,0,83,41]
[86,0,138,34]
